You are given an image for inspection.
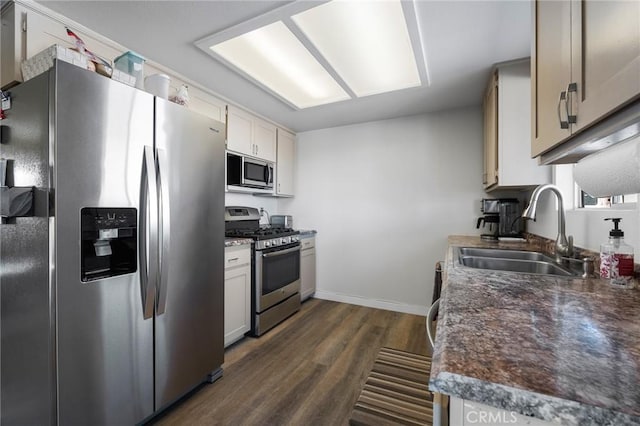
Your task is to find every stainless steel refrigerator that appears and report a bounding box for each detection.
[0,61,225,425]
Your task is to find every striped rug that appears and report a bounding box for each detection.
[349,347,434,426]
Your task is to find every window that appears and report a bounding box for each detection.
[553,164,638,210]
[579,190,638,208]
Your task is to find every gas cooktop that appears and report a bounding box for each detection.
[225,227,299,240]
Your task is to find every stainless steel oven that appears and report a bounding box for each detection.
[254,240,300,335]
[225,206,301,336]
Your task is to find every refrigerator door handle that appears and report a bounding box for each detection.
[140,145,159,320]
[156,147,170,315]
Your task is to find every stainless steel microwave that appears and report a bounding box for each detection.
[227,153,274,190]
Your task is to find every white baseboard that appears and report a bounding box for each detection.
[313,290,428,316]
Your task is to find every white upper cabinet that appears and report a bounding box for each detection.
[484,59,550,191]
[253,118,277,162]
[226,105,276,162]
[276,129,295,197]
[226,105,254,156]
[531,0,640,158]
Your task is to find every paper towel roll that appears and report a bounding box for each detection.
[574,137,640,197]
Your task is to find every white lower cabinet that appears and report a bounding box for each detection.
[300,235,316,301]
[224,245,251,348]
[450,397,554,426]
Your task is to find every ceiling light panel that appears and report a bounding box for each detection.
[210,21,350,109]
[292,0,421,98]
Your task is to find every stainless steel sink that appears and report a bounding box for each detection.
[458,247,551,261]
[455,247,576,277]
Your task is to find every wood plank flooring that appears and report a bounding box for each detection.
[151,299,429,426]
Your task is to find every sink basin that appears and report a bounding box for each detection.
[458,247,552,262]
[455,247,575,277]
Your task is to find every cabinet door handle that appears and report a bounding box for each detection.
[227,257,239,262]
[566,82,577,124]
[558,90,569,129]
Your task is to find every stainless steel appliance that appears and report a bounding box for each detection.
[476,198,523,240]
[270,214,293,229]
[226,152,274,190]
[225,206,300,336]
[0,61,225,425]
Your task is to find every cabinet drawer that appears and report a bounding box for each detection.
[224,245,251,269]
[301,238,315,250]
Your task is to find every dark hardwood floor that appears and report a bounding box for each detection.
[153,299,429,426]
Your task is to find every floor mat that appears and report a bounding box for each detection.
[349,347,434,426]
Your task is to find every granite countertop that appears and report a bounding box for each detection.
[224,238,253,247]
[429,235,640,425]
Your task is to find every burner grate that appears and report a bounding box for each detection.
[225,226,299,240]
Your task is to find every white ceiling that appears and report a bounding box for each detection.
[36,0,531,133]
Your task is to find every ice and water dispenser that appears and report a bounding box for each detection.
[81,208,137,282]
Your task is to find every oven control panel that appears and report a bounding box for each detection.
[255,235,300,250]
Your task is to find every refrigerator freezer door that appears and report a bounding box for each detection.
[0,72,55,425]
[54,62,155,424]
[154,98,225,409]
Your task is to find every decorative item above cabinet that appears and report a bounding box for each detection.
[483,59,550,191]
[531,0,640,164]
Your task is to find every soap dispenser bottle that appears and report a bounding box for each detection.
[600,218,635,286]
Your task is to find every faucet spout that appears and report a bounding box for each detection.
[522,184,572,262]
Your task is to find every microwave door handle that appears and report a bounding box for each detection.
[241,156,246,185]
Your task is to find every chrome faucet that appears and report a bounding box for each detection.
[522,184,572,262]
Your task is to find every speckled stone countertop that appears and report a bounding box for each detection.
[224,238,253,247]
[429,235,640,425]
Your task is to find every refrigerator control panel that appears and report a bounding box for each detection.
[80,208,137,282]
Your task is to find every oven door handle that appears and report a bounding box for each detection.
[262,245,300,258]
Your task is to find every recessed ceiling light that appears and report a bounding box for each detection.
[210,21,350,109]
[292,0,422,97]
[197,0,428,109]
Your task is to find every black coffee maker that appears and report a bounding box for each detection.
[477,198,523,240]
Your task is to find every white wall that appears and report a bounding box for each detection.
[526,165,640,254]
[278,107,486,314]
